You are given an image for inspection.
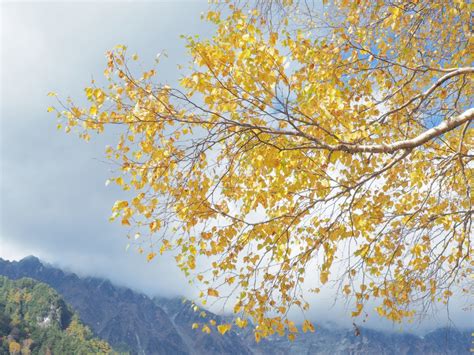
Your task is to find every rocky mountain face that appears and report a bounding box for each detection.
[155,297,473,355]
[155,297,252,355]
[0,256,251,354]
[248,325,473,355]
[0,256,472,354]
[0,256,186,354]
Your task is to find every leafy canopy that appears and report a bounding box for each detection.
[50,0,473,341]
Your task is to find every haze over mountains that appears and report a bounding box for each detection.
[0,256,472,354]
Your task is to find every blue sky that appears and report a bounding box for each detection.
[1,1,472,333]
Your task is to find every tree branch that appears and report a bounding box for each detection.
[314,108,474,154]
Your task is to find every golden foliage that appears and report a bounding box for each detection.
[51,0,473,339]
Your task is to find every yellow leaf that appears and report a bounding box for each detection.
[217,324,231,335]
[351,303,364,317]
[150,220,161,232]
[302,320,315,333]
[207,288,219,297]
[254,332,261,343]
[202,325,211,334]
[147,252,157,262]
[89,105,98,116]
[235,317,248,328]
[287,321,298,333]
[113,200,128,210]
[320,271,329,284]
[121,218,130,226]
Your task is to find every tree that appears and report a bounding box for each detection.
[9,340,21,355]
[50,0,472,340]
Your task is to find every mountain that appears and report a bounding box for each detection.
[0,275,113,354]
[248,325,473,355]
[0,256,252,355]
[155,297,252,355]
[155,297,473,355]
[0,256,472,354]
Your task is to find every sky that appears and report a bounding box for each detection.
[0,0,215,297]
[0,1,472,334]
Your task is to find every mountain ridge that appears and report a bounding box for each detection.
[0,256,472,354]
[0,256,252,355]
